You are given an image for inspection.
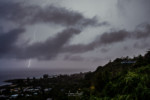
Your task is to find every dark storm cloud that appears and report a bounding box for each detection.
[0,24,149,60]
[62,24,150,53]
[0,28,25,57]
[0,28,81,60]
[15,28,81,60]
[0,1,104,27]
[2,0,149,61]
[0,1,108,60]
[62,30,129,53]
[15,24,149,60]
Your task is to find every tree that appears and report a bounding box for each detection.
[43,74,49,79]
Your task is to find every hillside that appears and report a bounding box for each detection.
[83,50,150,100]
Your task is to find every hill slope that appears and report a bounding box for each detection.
[83,50,150,100]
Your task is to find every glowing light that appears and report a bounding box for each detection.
[27,59,31,68]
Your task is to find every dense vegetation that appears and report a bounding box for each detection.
[84,50,150,100]
[0,50,150,100]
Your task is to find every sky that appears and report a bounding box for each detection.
[0,0,150,72]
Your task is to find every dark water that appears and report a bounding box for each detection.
[0,68,85,86]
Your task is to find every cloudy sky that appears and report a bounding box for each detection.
[0,0,150,72]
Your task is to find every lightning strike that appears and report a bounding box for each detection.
[27,59,31,68]
[27,27,37,68]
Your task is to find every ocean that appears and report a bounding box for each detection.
[0,68,86,86]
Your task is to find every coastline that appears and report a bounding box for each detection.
[0,82,12,87]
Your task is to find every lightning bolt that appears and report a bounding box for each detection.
[27,59,31,68]
[27,0,48,68]
[27,27,37,68]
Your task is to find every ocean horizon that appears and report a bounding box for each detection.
[0,68,89,86]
